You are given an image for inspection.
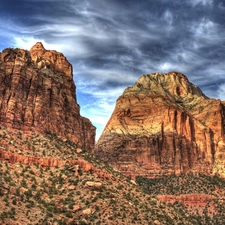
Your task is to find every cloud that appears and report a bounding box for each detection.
[190,18,220,45]
[162,9,173,26]
[13,37,51,50]
[76,78,125,140]
[0,0,225,139]
[218,2,225,10]
[189,0,213,6]
[218,84,225,100]
[13,35,91,58]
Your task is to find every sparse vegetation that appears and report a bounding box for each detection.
[1,125,225,224]
[136,173,225,224]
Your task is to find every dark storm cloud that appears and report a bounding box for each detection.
[0,0,225,139]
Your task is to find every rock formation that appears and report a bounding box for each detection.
[0,42,95,151]
[95,72,225,178]
[0,149,111,180]
[157,194,214,207]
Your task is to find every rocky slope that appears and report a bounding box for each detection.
[1,121,225,224]
[136,172,225,224]
[0,126,197,225]
[95,72,225,178]
[0,42,95,151]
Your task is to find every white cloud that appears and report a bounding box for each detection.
[76,67,137,84]
[159,61,187,73]
[13,36,91,58]
[189,0,213,6]
[79,92,120,141]
[160,62,175,72]
[217,84,225,101]
[13,37,47,50]
[188,18,223,51]
[163,10,173,26]
[193,19,218,38]
[13,36,69,55]
[76,75,127,140]
[81,110,112,141]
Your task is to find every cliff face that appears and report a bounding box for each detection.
[0,42,95,151]
[95,72,225,178]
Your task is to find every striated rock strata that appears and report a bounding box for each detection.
[0,149,111,180]
[0,42,95,151]
[157,194,214,207]
[95,72,225,178]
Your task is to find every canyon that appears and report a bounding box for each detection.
[1,43,225,224]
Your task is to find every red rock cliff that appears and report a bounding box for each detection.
[0,42,95,151]
[95,72,225,178]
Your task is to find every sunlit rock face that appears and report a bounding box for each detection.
[0,42,95,151]
[95,72,225,178]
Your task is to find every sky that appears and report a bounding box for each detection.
[0,0,225,140]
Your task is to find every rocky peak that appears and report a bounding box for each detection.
[95,71,225,179]
[0,43,95,151]
[30,41,46,53]
[29,42,72,78]
[124,72,207,104]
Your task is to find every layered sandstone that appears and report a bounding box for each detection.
[157,194,214,207]
[95,72,225,178]
[0,149,111,180]
[0,42,95,151]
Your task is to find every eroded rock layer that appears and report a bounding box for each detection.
[95,72,225,178]
[0,42,95,151]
